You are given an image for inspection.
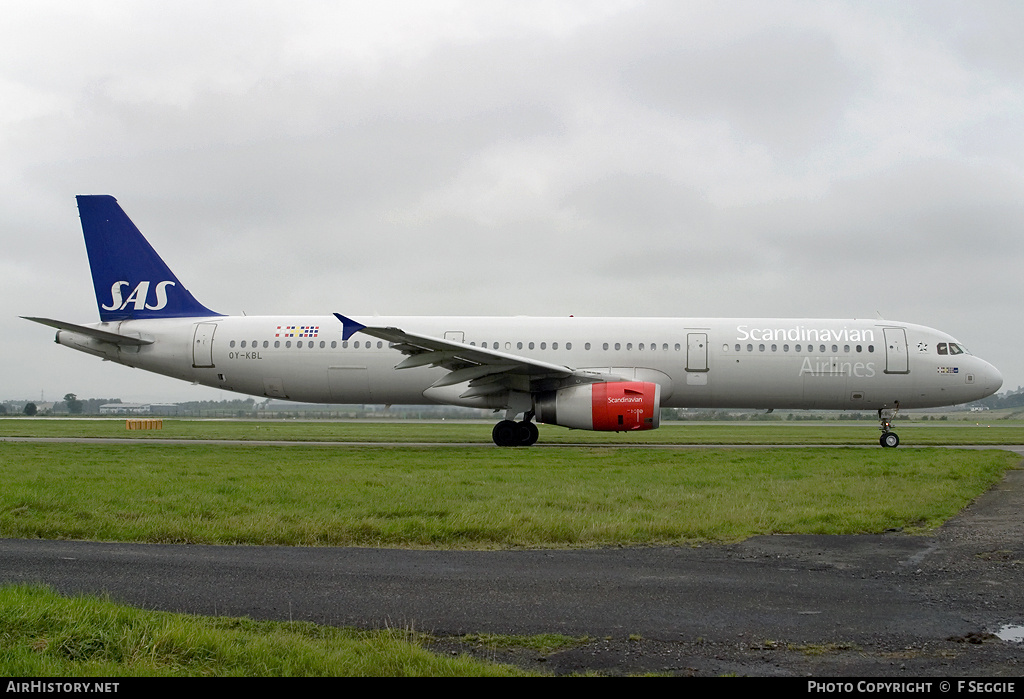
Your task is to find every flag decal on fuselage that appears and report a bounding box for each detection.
[275,325,320,338]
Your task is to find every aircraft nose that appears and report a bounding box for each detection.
[977,359,1003,397]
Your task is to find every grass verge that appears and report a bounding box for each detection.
[0,584,527,676]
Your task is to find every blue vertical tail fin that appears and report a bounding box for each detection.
[77,195,221,321]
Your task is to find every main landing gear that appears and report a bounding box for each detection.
[492,413,539,447]
[878,402,900,448]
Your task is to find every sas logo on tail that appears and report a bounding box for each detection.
[102,281,176,311]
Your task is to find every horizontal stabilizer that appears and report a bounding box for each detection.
[21,317,154,346]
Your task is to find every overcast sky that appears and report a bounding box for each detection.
[3,0,1022,404]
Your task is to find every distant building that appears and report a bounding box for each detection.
[99,403,152,415]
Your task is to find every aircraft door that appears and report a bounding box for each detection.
[883,327,909,374]
[686,333,709,372]
[192,323,217,368]
[328,366,371,403]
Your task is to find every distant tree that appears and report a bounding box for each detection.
[64,393,83,415]
[0,403,7,415]
[23,402,37,416]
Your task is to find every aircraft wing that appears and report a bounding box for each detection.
[334,313,613,395]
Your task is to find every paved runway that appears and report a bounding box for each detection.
[4,436,1024,454]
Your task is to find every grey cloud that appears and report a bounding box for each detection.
[621,28,857,151]
[3,2,1022,399]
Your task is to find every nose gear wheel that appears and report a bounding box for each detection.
[878,402,900,448]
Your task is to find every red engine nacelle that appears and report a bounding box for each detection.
[534,381,662,432]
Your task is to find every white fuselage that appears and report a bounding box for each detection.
[57,315,1003,411]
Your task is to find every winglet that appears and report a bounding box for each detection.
[334,313,367,341]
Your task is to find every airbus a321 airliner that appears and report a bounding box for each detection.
[25,196,1003,447]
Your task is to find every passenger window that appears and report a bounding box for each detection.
[263,341,269,348]
[540,342,547,350]
[675,343,681,351]
[566,342,572,350]
[614,343,621,350]
[585,343,591,350]
[552,342,558,350]
[229,340,236,348]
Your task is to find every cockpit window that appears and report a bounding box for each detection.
[938,342,967,356]
[949,343,964,355]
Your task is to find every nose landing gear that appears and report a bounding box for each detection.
[878,402,900,448]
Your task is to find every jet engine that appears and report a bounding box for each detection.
[534,381,661,431]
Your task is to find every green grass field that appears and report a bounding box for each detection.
[1,440,1018,547]
[1,419,1021,676]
